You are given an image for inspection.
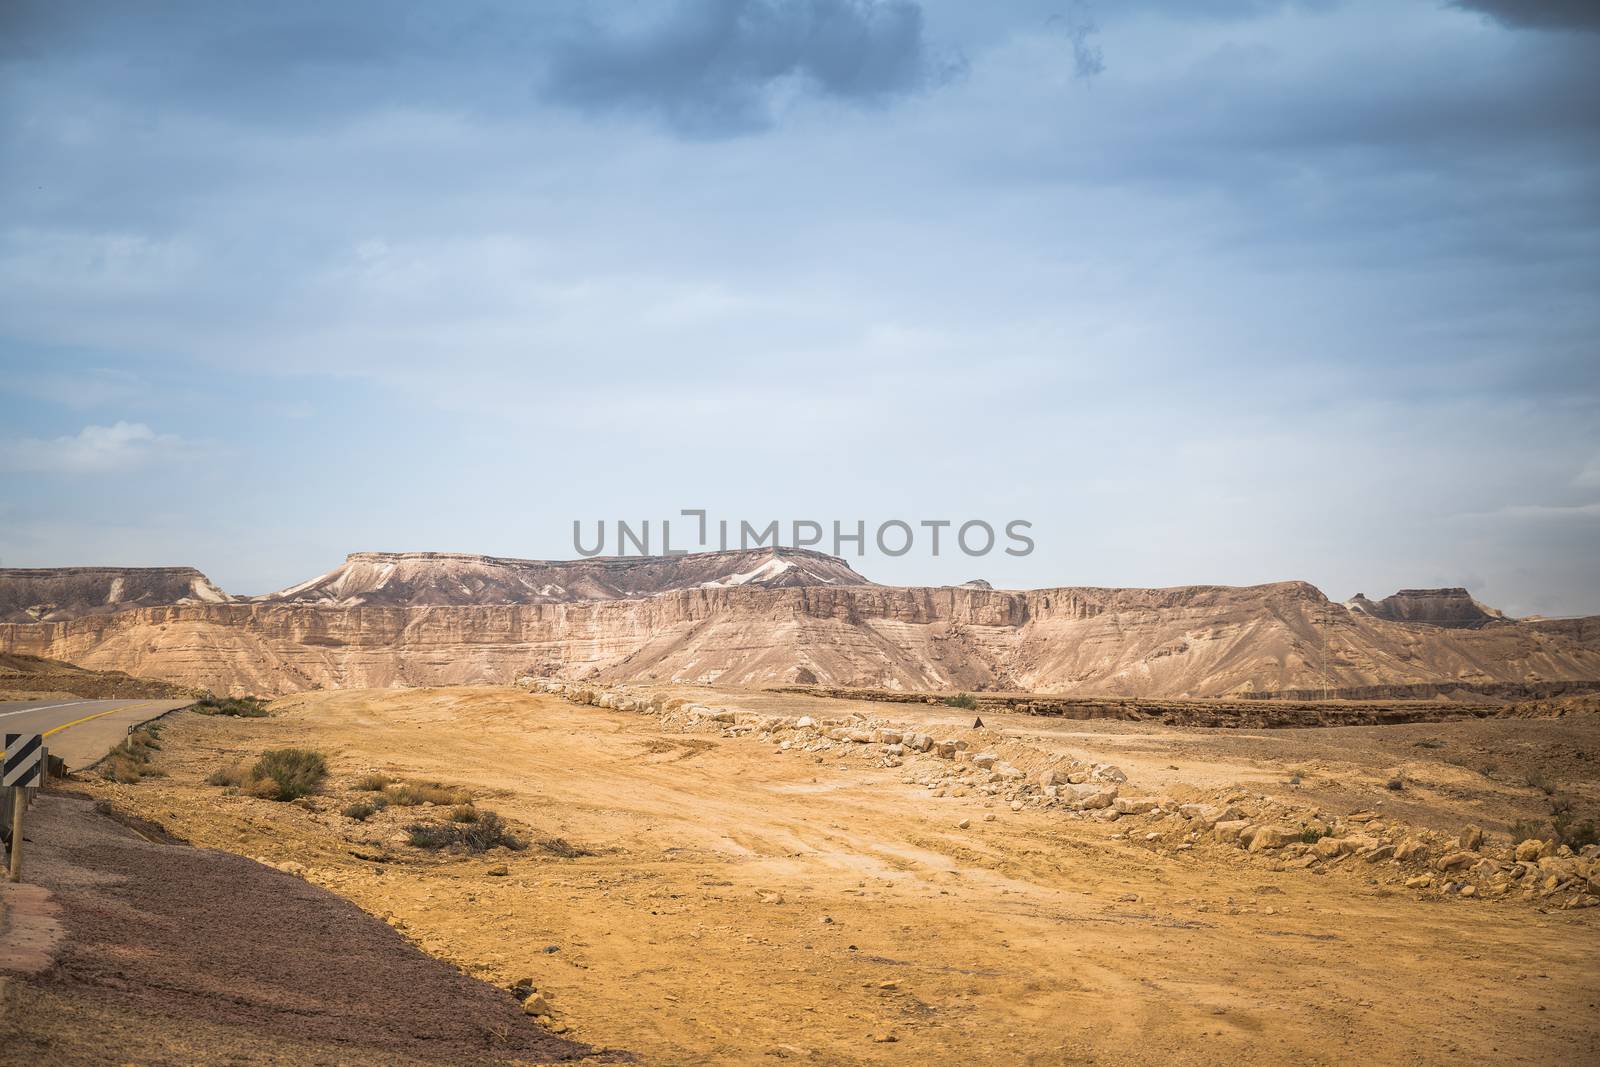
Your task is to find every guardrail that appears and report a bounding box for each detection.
[2,734,56,881]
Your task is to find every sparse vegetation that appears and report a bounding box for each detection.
[1509,818,1545,844]
[535,836,593,858]
[354,772,395,792]
[206,760,248,787]
[206,748,328,801]
[103,727,165,783]
[251,748,328,801]
[1553,811,1599,850]
[406,810,524,853]
[384,780,473,807]
[1299,827,1328,844]
[944,692,979,710]
[193,695,270,717]
[1525,770,1556,795]
[343,797,388,822]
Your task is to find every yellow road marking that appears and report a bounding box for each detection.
[43,700,167,738]
[2,700,177,756]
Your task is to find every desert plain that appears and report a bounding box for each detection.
[31,682,1598,1066]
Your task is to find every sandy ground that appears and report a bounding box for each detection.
[0,791,599,1066]
[83,686,1599,1066]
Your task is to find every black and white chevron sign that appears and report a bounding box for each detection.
[2,733,44,788]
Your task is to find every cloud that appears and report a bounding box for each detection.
[544,0,938,134]
[1048,3,1105,81]
[0,421,184,474]
[1577,455,1600,488]
[1450,1,1600,32]
[1461,502,1600,521]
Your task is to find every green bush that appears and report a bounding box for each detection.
[944,693,979,710]
[249,748,328,801]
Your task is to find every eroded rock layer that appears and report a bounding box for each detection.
[1,565,1597,698]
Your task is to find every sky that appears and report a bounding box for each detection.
[1,0,1597,615]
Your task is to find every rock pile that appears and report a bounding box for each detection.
[516,678,1600,910]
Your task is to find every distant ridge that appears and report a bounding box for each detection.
[1,552,1597,699]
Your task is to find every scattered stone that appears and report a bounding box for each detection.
[486,865,509,877]
[1242,825,1299,853]
[1459,825,1484,851]
[1394,838,1429,863]
[1515,839,1544,863]
[957,818,971,830]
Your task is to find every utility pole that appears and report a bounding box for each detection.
[1320,608,1329,702]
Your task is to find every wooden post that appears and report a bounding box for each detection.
[8,785,21,882]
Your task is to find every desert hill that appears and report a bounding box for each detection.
[255,548,869,607]
[1346,587,1503,629]
[0,565,229,624]
[0,549,1597,698]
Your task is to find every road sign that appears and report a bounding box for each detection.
[3,733,43,787]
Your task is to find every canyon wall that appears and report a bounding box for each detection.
[3,577,1598,699]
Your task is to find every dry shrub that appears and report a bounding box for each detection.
[343,797,388,821]
[103,727,165,783]
[193,695,270,717]
[205,748,328,801]
[384,780,472,807]
[354,772,395,792]
[535,836,593,859]
[407,810,525,853]
[250,748,327,801]
[206,760,248,787]
[449,804,479,823]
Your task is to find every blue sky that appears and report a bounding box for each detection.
[1,0,1597,615]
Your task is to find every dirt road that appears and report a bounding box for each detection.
[81,686,1600,1066]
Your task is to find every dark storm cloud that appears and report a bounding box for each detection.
[0,0,939,137]
[544,0,939,134]
[1451,1,1600,31]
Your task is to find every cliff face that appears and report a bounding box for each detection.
[0,566,231,624]
[1346,588,1502,629]
[254,548,871,607]
[2,573,1597,698]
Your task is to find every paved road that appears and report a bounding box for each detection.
[0,698,191,773]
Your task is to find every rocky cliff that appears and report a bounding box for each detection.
[0,566,231,624]
[1,554,1597,698]
[255,548,871,606]
[1345,588,1503,629]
